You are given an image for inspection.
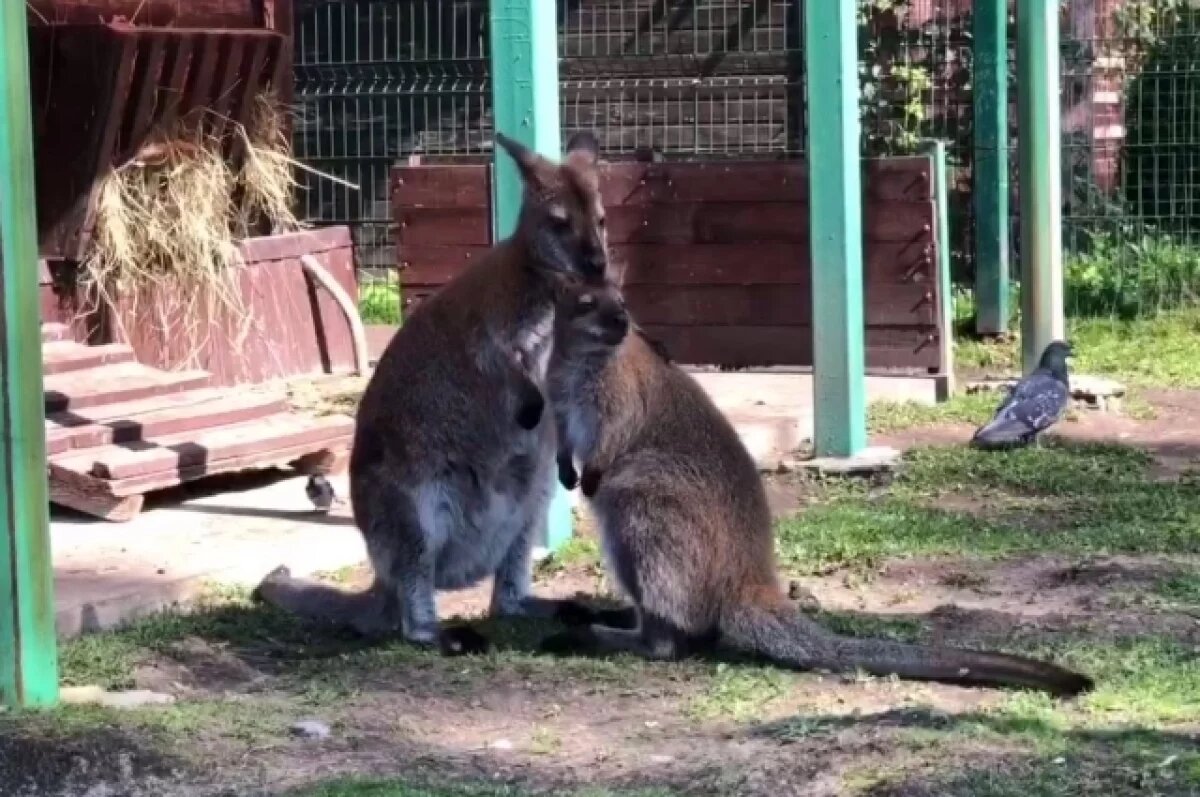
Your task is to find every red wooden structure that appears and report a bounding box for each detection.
[27,1,355,522]
[393,157,949,374]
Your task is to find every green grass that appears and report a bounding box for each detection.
[775,440,1200,574]
[359,278,401,325]
[955,307,1200,388]
[868,391,1000,434]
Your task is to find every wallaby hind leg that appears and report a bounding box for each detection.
[358,478,490,656]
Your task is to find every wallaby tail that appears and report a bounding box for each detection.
[720,602,1093,698]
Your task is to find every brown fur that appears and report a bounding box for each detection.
[254,131,616,655]
[543,281,1094,697]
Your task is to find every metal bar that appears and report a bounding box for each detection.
[973,0,1010,336]
[803,0,866,458]
[0,0,58,709]
[488,0,571,552]
[1017,0,1065,373]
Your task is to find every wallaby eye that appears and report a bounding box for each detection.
[576,293,596,312]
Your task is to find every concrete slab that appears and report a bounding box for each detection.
[52,472,364,638]
[686,369,938,468]
[793,445,902,476]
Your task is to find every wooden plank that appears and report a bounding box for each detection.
[26,1,264,28]
[624,284,936,328]
[396,207,491,247]
[45,388,287,455]
[120,34,168,157]
[156,32,196,130]
[54,413,353,481]
[43,363,211,414]
[388,158,932,212]
[47,465,144,523]
[615,241,939,286]
[399,240,939,289]
[108,437,351,497]
[597,159,932,206]
[639,324,943,372]
[392,165,491,208]
[206,36,247,141]
[605,202,932,245]
[239,225,353,261]
[397,245,493,281]
[396,201,930,248]
[42,342,134,375]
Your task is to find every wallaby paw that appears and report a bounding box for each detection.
[516,394,545,430]
[250,565,292,603]
[558,457,579,490]
[438,625,490,657]
[538,627,596,657]
[580,467,603,498]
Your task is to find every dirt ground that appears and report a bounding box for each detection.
[4,386,1200,797]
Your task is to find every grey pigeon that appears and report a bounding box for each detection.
[305,474,336,510]
[971,340,1073,450]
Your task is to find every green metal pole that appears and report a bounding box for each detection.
[804,0,866,458]
[1016,0,1065,373]
[489,0,572,552]
[925,140,956,389]
[973,0,1010,336]
[0,0,59,708]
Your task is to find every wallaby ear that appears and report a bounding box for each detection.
[564,131,600,167]
[495,131,555,190]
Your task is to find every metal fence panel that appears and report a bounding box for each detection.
[294,0,1200,321]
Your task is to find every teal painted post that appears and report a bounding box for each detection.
[489,0,572,552]
[804,0,866,457]
[973,0,1010,336]
[926,141,956,386]
[1016,0,1065,373]
[0,0,59,708]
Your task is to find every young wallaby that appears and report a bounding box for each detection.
[254,130,615,654]
[542,280,1094,697]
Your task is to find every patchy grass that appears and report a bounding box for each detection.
[686,663,793,722]
[1151,573,1200,608]
[775,441,1200,574]
[868,391,999,434]
[955,308,1200,388]
[296,782,682,797]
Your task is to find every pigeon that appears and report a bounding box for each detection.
[305,474,336,511]
[971,340,1073,450]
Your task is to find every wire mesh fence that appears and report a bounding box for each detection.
[292,0,1200,324]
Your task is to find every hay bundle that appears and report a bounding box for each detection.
[80,93,303,366]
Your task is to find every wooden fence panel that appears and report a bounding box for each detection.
[391,157,947,373]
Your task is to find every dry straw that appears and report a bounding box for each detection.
[79,92,304,368]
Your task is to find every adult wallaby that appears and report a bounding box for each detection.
[542,279,1094,697]
[254,130,615,654]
